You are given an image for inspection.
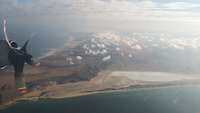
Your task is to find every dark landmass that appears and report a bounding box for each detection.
[1,32,200,107]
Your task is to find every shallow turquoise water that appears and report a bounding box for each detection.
[1,86,200,113]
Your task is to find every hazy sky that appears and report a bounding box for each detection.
[1,0,200,33]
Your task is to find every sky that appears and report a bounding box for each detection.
[1,0,200,33]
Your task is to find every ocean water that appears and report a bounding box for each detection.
[1,85,200,113]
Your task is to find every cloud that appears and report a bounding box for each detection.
[1,0,200,33]
[64,0,200,22]
[161,2,200,10]
[1,0,200,21]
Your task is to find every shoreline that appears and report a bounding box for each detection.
[1,82,199,109]
[1,79,200,110]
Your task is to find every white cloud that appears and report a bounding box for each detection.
[162,2,200,10]
[1,0,200,33]
[1,0,200,21]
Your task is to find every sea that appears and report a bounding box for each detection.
[1,85,200,113]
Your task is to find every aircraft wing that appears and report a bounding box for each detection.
[0,40,11,67]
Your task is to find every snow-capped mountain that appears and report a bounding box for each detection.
[40,32,200,75]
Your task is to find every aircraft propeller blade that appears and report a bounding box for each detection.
[3,19,13,49]
[21,40,29,52]
[3,19,25,56]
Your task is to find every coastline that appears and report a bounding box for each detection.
[8,83,200,103]
[1,80,200,110]
[1,70,200,110]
